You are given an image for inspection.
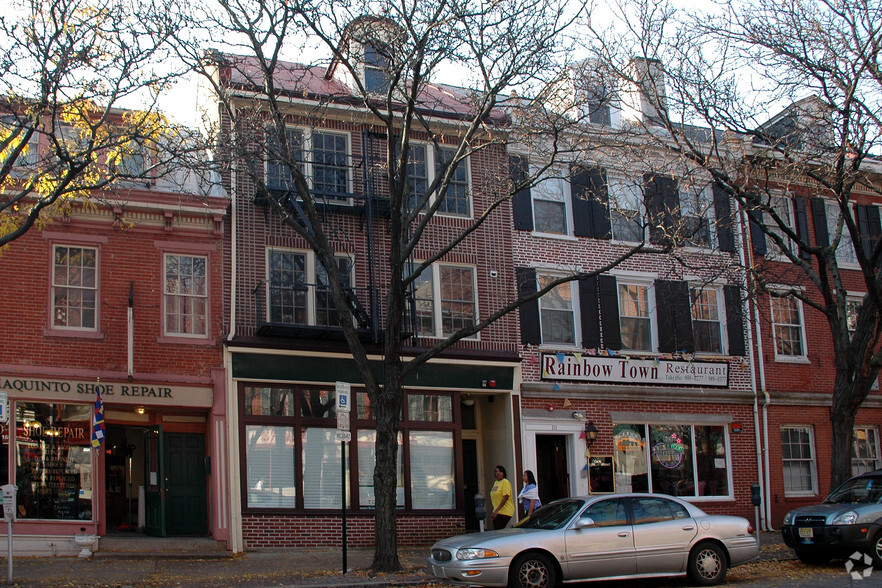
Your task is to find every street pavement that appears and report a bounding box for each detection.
[0,531,877,587]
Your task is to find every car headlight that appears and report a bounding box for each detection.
[833,511,858,525]
[457,548,500,560]
[782,511,793,525]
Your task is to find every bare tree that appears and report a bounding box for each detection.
[173,0,737,570]
[0,0,199,250]
[581,0,882,490]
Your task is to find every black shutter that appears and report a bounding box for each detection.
[599,275,621,350]
[794,197,811,260]
[724,285,746,356]
[810,197,829,248]
[510,155,533,231]
[579,276,601,348]
[571,166,592,238]
[712,183,735,253]
[645,173,679,245]
[516,267,540,345]
[856,204,881,259]
[748,209,767,255]
[655,280,694,353]
[588,168,611,239]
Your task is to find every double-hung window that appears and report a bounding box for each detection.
[781,426,817,495]
[538,274,577,345]
[690,287,724,354]
[852,427,881,475]
[265,128,349,201]
[164,254,207,337]
[406,145,470,217]
[363,44,390,94]
[608,176,645,242]
[52,245,97,331]
[1,116,38,170]
[532,169,570,235]
[618,281,652,351]
[826,202,859,265]
[764,194,795,260]
[268,250,353,327]
[771,294,807,359]
[680,182,714,248]
[408,263,476,338]
[846,295,863,338]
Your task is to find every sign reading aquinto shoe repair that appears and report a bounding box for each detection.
[541,353,729,387]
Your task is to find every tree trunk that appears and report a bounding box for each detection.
[370,362,403,571]
[829,379,858,490]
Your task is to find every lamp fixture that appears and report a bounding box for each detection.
[135,406,146,415]
[585,421,599,449]
[461,395,475,407]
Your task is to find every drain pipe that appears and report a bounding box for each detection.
[737,204,768,532]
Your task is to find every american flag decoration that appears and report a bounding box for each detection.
[91,383,105,448]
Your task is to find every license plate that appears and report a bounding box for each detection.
[799,527,814,538]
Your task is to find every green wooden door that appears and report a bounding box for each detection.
[144,427,166,537]
[165,433,207,534]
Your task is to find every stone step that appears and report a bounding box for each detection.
[95,535,233,559]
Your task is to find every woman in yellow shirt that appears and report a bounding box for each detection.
[490,465,514,529]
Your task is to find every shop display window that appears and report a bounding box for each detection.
[613,422,731,498]
[15,402,93,520]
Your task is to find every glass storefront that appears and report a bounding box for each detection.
[15,402,94,520]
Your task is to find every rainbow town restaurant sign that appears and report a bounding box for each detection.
[541,353,729,388]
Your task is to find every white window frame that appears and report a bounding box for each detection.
[407,143,472,218]
[163,253,208,338]
[616,274,656,352]
[608,175,646,243]
[781,425,818,497]
[690,284,726,355]
[265,248,354,327]
[846,294,864,339]
[265,127,352,202]
[1,116,38,170]
[764,193,795,261]
[409,262,478,339]
[537,272,579,347]
[770,290,808,361]
[679,181,716,250]
[852,427,881,475]
[51,244,98,332]
[531,167,572,237]
[826,201,859,267]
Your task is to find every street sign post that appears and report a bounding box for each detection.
[335,382,351,574]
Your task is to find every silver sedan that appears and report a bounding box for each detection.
[428,493,758,587]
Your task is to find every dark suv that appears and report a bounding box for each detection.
[781,469,882,566]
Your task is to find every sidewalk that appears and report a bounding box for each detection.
[2,531,791,588]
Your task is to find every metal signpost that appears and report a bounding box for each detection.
[336,382,351,574]
[2,485,15,585]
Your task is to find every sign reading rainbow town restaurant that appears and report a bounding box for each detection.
[541,353,729,387]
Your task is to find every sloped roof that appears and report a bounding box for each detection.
[216,53,507,124]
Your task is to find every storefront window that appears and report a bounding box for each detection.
[613,422,731,498]
[15,402,93,520]
[245,424,296,509]
[302,427,348,508]
[407,394,453,422]
[410,431,454,509]
[356,430,404,507]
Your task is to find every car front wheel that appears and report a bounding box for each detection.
[509,552,558,588]
[870,532,882,569]
[688,541,728,586]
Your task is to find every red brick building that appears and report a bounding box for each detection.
[0,125,230,554]
[210,42,522,548]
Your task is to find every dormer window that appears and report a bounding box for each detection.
[585,84,612,126]
[363,44,389,94]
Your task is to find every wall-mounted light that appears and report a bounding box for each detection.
[135,406,146,415]
[462,395,475,407]
[585,421,599,449]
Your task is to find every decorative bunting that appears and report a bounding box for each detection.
[91,384,105,449]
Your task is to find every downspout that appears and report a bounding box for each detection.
[737,204,768,532]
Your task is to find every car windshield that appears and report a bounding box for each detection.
[515,499,584,530]
[826,476,882,504]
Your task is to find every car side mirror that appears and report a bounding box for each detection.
[573,517,596,530]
